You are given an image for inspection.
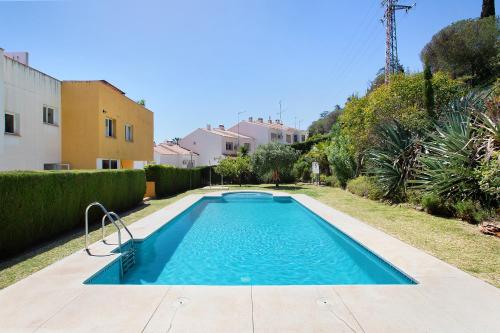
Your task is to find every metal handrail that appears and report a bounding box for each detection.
[102,211,135,245]
[85,202,122,253]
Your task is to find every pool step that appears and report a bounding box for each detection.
[121,249,136,275]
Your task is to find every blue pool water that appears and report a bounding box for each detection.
[86,192,415,285]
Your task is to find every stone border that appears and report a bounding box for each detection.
[0,190,498,332]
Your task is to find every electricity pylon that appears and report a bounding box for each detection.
[382,0,415,83]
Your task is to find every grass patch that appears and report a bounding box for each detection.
[1,184,498,289]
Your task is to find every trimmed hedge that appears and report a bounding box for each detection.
[0,169,146,259]
[145,165,203,197]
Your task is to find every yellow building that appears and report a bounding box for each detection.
[61,80,154,169]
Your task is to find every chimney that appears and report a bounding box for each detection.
[275,119,280,124]
[268,118,272,124]
[257,117,263,123]
[206,124,211,130]
[248,116,253,122]
[219,124,225,130]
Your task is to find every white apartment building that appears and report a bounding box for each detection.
[0,49,62,170]
[154,141,199,168]
[228,117,307,146]
[179,125,255,166]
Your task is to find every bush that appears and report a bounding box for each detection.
[420,192,454,217]
[291,134,330,154]
[145,165,202,197]
[327,125,357,188]
[367,120,421,201]
[415,94,496,205]
[323,175,341,187]
[0,169,146,259]
[453,200,488,224]
[346,176,383,200]
[292,157,312,182]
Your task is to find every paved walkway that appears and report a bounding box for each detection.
[0,192,499,332]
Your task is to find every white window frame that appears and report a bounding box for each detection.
[105,118,115,138]
[43,105,58,125]
[125,124,133,142]
[4,112,20,135]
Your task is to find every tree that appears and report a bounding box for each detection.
[214,156,252,186]
[481,0,495,18]
[307,106,343,136]
[327,125,357,188]
[421,17,499,85]
[137,99,146,106]
[214,158,235,183]
[233,156,252,186]
[251,143,299,187]
[423,63,435,118]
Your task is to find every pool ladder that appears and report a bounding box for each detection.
[85,202,136,277]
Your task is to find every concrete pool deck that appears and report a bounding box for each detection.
[0,191,499,332]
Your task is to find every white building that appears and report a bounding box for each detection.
[228,117,307,146]
[154,142,199,168]
[179,125,255,166]
[0,49,62,171]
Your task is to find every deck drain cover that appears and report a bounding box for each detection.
[316,297,331,306]
[173,297,190,307]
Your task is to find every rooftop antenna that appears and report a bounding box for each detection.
[237,110,246,148]
[277,100,286,123]
[381,0,415,83]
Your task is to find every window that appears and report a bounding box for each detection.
[286,134,291,143]
[225,142,233,151]
[301,135,306,142]
[43,106,57,125]
[102,159,118,169]
[293,134,298,143]
[244,143,250,150]
[5,113,15,134]
[271,133,278,141]
[105,118,115,137]
[125,124,133,142]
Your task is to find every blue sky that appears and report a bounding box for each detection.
[0,0,493,141]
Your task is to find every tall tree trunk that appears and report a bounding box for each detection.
[481,0,495,18]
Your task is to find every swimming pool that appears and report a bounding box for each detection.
[86,192,415,285]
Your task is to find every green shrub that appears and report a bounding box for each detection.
[327,125,357,188]
[0,169,145,259]
[453,200,488,224]
[346,176,383,200]
[367,120,421,201]
[291,134,330,154]
[145,165,202,197]
[323,175,341,187]
[420,192,454,217]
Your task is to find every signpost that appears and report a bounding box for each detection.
[312,162,320,185]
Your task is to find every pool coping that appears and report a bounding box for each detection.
[0,190,499,332]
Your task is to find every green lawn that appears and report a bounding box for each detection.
[1,184,498,289]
